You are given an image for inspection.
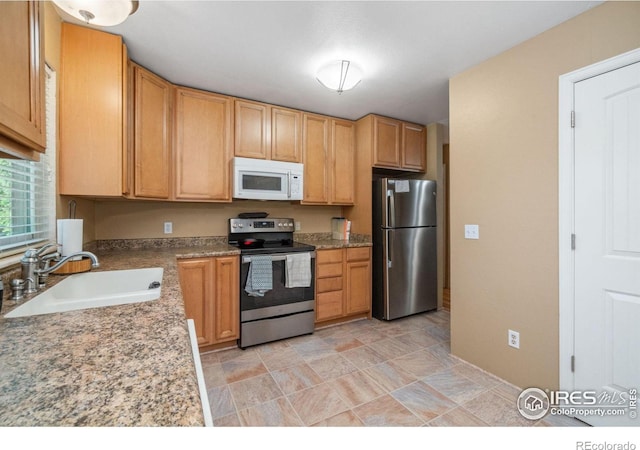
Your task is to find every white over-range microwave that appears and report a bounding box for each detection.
[233,157,304,201]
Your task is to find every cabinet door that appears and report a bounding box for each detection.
[271,107,301,162]
[174,87,232,201]
[331,119,355,205]
[235,99,269,159]
[178,258,215,347]
[59,23,126,197]
[213,256,239,342]
[345,256,372,315]
[302,113,330,204]
[0,1,45,154]
[401,123,426,171]
[133,65,171,199]
[373,116,401,168]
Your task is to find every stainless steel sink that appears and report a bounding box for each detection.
[4,268,163,318]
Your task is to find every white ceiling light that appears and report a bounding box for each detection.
[316,60,363,94]
[53,0,139,27]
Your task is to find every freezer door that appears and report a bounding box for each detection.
[385,179,436,228]
[382,227,437,320]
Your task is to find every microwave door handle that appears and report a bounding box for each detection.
[287,171,292,199]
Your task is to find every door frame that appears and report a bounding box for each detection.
[558,47,640,393]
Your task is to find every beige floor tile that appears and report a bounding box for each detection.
[271,363,324,394]
[207,385,236,419]
[368,337,414,360]
[238,397,303,426]
[213,412,242,427]
[255,340,291,356]
[462,390,534,426]
[364,361,416,392]
[351,328,388,344]
[391,380,457,421]
[307,354,358,380]
[425,324,450,342]
[353,394,424,426]
[322,335,365,353]
[202,362,227,388]
[492,382,522,403]
[342,345,387,369]
[259,346,306,372]
[424,342,459,368]
[288,383,350,425]
[199,351,220,365]
[451,363,502,388]
[228,373,284,410]
[311,410,364,426]
[427,407,488,426]
[391,349,447,378]
[217,347,255,363]
[539,414,589,427]
[329,370,386,407]
[290,337,338,361]
[221,351,268,383]
[422,368,487,404]
[394,330,439,350]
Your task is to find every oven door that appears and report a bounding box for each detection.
[240,252,315,321]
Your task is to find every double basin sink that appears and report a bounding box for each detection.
[4,268,164,318]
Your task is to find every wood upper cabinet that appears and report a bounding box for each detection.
[302,114,355,205]
[373,116,401,168]
[358,114,426,173]
[331,119,355,205]
[174,87,233,201]
[234,100,301,162]
[0,0,45,157]
[178,255,239,348]
[401,122,426,171]
[132,64,172,199]
[302,113,330,204]
[234,99,269,159]
[271,106,301,162]
[59,23,127,197]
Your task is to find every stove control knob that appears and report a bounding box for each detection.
[278,223,283,227]
[238,224,244,228]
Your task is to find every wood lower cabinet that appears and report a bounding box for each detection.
[302,114,355,205]
[315,247,371,324]
[0,0,45,157]
[132,64,172,199]
[178,255,239,348]
[174,87,233,201]
[59,23,128,196]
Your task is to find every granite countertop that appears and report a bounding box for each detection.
[0,243,239,426]
[295,233,372,250]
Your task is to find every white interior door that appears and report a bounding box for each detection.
[574,61,640,426]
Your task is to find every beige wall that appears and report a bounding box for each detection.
[95,201,342,239]
[449,1,640,390]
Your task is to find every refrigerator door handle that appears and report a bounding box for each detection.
[387,189,395,228]
[386,230,393,268]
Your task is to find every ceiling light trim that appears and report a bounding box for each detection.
[316,60,363,94]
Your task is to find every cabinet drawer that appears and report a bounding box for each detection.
[346,247,370,262]
[317,249,343,264]
[317,276,343,293]
[317,262,343,278]
[316,290,344,321]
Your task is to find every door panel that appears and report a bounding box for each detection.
[384,227,437,319]
[574,61,640,426]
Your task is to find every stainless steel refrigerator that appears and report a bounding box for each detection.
[372,178,437,320]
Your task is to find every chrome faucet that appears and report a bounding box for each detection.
[35,251,100,275]
[19,245,100,294]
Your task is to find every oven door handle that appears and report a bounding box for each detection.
[242,251,316,264]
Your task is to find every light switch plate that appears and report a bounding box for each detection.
[464,224,479,239]
[164,222,173,234]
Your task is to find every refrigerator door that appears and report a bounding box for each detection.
[383,179,437,228]
[382,227,437,320]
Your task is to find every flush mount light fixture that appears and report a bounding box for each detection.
[52,0,139,27]
[316,60,363,94]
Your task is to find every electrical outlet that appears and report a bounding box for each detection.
[164,222,173,234]
[508,329,520,349]
[295,221,301,231]
[464,224,479,239]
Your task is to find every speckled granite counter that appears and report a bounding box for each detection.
[0,243,239,426]
[295,233,372,250]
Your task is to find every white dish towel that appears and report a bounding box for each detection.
[285,253,312,288]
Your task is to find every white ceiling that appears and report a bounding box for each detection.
[65,1,603,125]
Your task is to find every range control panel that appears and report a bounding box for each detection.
[229,218,295,233]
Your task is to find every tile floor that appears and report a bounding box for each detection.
[200,310,586,427]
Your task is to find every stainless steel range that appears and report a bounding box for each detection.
[228,217,316,349]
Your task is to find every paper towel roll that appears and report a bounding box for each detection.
[57,219,83,260]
